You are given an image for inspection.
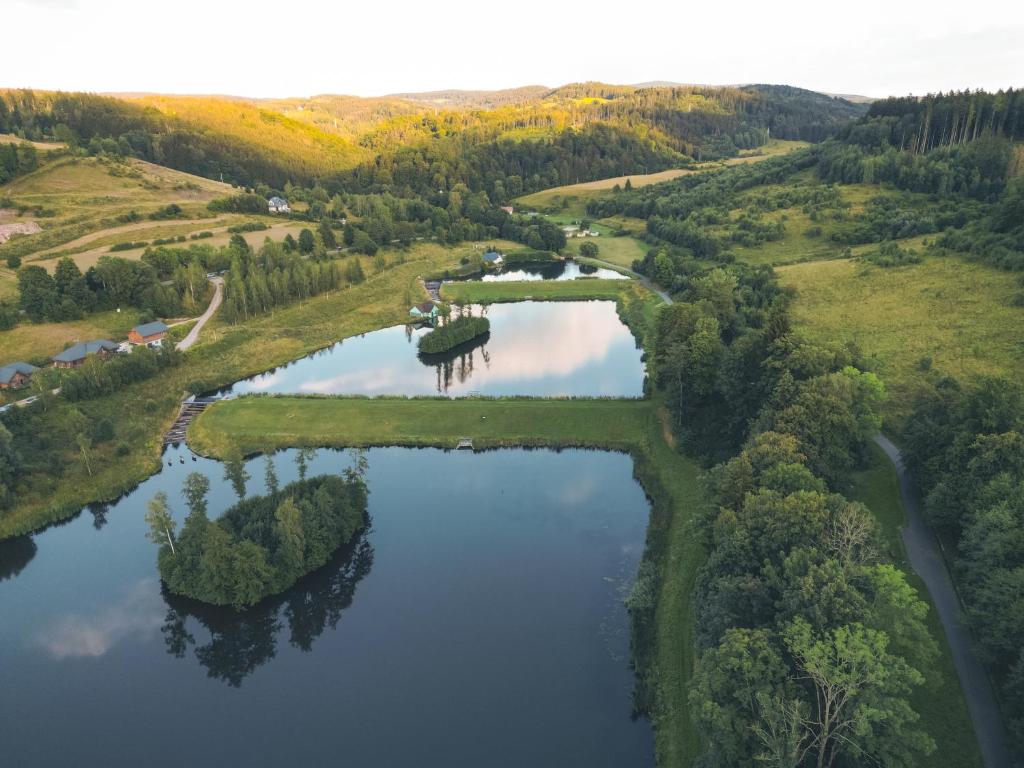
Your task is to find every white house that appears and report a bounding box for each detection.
[268,196,291,213]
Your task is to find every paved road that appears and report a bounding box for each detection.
[874,434,1013,768]
[176,277,223,351]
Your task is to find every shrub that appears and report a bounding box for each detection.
[418,315,490,354]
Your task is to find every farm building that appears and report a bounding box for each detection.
[268,196,291,213]
[52,340,119,369]
[482,251,504,266]
[409,301,440,320]
[128,321,169,347]
[499,205,514,214]
[0,362,38,390]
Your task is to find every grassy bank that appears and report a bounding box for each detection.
[440,277,632,304]
[188,391,705,765]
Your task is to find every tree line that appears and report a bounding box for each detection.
[17,255,186,324]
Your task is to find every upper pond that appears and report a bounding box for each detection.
[222,300,645,398]
[457,259,628,282]
[0,446,654,767]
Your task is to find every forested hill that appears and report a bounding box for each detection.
[0,83,865,194]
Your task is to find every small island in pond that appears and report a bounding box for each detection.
[418,315,491,354]
[146,469,368,610]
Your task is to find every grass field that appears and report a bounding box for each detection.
[564,232,648,268]
[0,309,140,363]
[0,154,233,271]
[440,277,632,303]
[779,253,1024,425]
[516,140,809,215]
[38,220,309,273]
[847,443,984,768]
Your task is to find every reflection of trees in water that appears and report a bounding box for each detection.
[419,333,491,393]
[160,532,374,687]
[0,535,37,582]
[87,501,110,530]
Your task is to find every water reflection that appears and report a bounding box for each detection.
[225,301,644,398]
[0,535,37,582]
[418,332,491,393]
[161,533,374,687]
[36,579,164,658]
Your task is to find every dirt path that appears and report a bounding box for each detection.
[874,434,1012,768]
[176,277,223,351]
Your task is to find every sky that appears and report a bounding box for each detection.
[5,0,1023,99]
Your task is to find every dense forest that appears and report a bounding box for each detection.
[0,84,865,192]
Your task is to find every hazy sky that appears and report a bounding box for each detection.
[6,0,1023,98]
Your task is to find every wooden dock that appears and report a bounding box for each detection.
[164,397,217,445]
[456,437,474,451]
[424,280,442,301]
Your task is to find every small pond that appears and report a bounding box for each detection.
[222,301,645,398]
[458,259,628,282]
[0,446,654,767]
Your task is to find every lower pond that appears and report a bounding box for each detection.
[222,301,645,398]
[460,259,628,282]
[0,446,654,767]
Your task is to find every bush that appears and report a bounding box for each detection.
[208,193,266,214]
[5,254,21,269]
[110,240,148,252]
[861,241,922,267]
[227,221,268,234]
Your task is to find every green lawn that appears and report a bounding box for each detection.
[847,443,984,768]
[565,233,648,268]
[440,277,632,303]
[779,253,1024,427]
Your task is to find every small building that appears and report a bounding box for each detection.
[499,205,514,214]
[0,362,38,390]
[482,251,504,267]
[128,320,169,348]
[409,301,440,321]
[268,196,291,214]
[52,340,119,369]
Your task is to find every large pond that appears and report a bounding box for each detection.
[0,445,654,767]
[222,301,645,398]
[459,259,628,282]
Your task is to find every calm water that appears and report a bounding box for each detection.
[223,301,645,397]
[462,260,627,282]
[0,446,654,767]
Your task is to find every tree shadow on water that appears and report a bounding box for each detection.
[160,531,375,687]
